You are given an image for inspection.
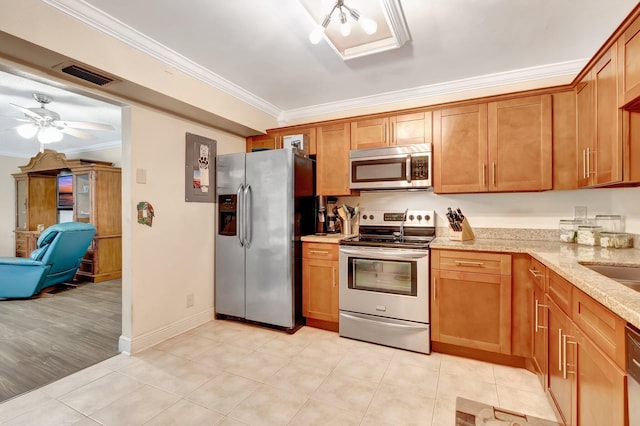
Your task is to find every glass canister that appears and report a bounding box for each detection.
[599,232,633,249]
[595,215,624,232]
[576,225,603,246]
[559,219,581,243]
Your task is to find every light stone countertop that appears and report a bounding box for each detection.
[430,237,640,329]
[301,234,354,244]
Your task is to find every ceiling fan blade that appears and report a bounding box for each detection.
[55,120,114,131]
[9,103,42,121]
[0,115,30,122]
[60,127,97,140]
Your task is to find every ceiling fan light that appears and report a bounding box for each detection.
[38,126,63,144]
[360,16,378,35]
[16,123,38,139]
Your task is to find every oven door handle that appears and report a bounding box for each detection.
[341,312,429,330]
[339,247,428,260]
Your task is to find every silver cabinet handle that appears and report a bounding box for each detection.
[534,299,548,332]
[583,149,587,179]
[455,260,484,267]
[332,266,336,287]
[528,268,544,279]
[309,250,330,255]
[432,276,436,300]
[492,163,496,186]
[563,334,577,379]
[384,122,387,144]
[558,328,563,372]
[482,164,486,187]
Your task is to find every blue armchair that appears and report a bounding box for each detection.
[0,222,96,299]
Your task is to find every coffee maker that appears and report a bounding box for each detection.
[315,196,327,235]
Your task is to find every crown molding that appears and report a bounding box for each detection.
[61,140,121,155]
[42,0,281,118]
[278,59,587,123]
[41,1,586,127]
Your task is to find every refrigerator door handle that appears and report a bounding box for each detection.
[236,184,244,247]
[243,184,252,248]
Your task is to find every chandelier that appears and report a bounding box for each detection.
[309,0,378,44]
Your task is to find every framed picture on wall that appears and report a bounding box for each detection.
[185,132,216,202]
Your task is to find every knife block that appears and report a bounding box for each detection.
[448,218,475,241]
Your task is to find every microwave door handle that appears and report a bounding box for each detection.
[405,155,411,183]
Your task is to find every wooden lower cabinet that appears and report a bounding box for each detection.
[302,242,339,331]
[431,250,512,354]
[547,296,577,426]
[530,259,548,388]
[576,328,626,426]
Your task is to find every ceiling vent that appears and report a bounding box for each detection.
[53,62,119,87]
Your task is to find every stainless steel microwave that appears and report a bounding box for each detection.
[349,144,432,190]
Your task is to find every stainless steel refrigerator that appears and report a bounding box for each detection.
[215,149,314,331]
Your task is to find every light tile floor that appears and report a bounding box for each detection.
[0,320,558,425]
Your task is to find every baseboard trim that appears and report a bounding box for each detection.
[119,308,214,354]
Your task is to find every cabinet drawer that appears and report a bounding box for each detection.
[529,257,547,291]
[573,288,626,369]
[303,243,338,260]
[548,269,573,315]
[432,250,511,275]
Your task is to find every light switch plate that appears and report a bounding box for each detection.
[136,168,147,184]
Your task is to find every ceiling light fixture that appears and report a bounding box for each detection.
[309,0,378,45]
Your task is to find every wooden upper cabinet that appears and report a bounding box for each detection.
[488,94,552,192]
[390,111,432,145]
[351,117,389,149]
[246,133,280,152]
[577,47,625,187]
[351,112,431,149]
[576,75,595,188]
[552,91,578,190]
[433,103,488,193]
[317,122,353,196]
[594,47,624,185]
[618,13,640,107]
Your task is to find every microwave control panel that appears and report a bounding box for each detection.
[411,155,430,180]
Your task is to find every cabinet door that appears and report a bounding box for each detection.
[390,111,431,145]
[576,330,626,426]
[431,269,511,354]
[351,117,389,149]
[576,76,595,188]
[317,122,352,196]
[547,297,576,426]
[246,133,280,152]
[302,258,338,322]
[488,94,552,191]
[532,281,548,388]
[74,173,92,223]
[618,15,640,106]
[593,47,623,185]
[433,104,488,193]
[552,90,578,190]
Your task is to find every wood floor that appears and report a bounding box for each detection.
[0,279,121,402]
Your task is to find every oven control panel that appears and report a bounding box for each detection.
[359,210,435,227]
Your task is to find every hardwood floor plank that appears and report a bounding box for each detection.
[0,279,121,402]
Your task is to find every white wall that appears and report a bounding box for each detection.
[121,105,245,353]
[66,146,122,167]
[339,186,640,234]
[0,155,26,256]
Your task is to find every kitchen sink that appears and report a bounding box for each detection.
[582,264,640,292]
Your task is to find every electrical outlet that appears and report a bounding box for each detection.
[186,293,194,308]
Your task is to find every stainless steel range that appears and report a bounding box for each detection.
[339,210,435,354]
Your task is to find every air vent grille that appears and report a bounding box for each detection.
[60,65,114,86]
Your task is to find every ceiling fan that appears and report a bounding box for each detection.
[7,92,115,149]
